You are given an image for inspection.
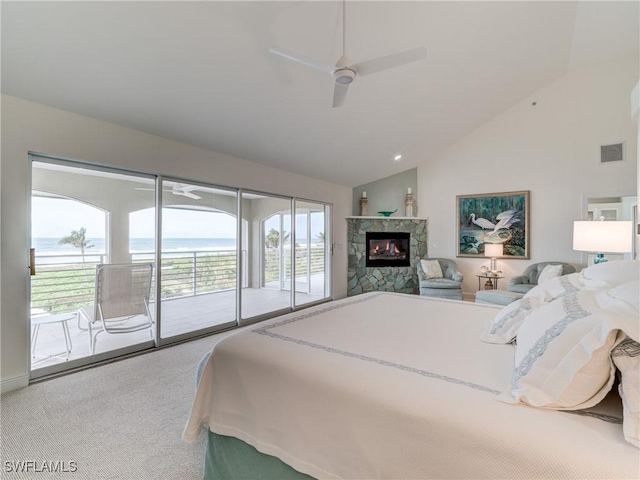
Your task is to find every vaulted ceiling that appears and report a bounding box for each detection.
[2,1,638,187]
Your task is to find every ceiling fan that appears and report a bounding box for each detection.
[134,183,202,200]
[269,0,426,108]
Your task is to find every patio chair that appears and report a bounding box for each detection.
[78,263,154,354]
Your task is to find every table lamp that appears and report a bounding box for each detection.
[484,243,503,274]
[573,219,632,264]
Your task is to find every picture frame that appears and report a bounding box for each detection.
[456,190,530,259]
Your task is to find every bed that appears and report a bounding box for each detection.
[183,261,640,479]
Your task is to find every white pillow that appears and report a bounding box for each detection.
[481,273,583,344]
[579,260,639,290]
[421,260,443,279]
[537,264,563,285]
[612,337,640,448]
[606,280,640,312]
[480,296,544,344]
[499,288,637,410]
[524,272,583,303]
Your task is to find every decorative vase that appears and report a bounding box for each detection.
[405,192,414,217]
[360,197,368,216]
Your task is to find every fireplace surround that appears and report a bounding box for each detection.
[347,217,428,296]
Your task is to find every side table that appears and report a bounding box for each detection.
[476,274,505,290]
[31,312,77,361]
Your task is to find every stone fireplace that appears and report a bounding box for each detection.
[347,217,427,296]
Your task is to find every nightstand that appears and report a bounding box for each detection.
[476,273,504,290]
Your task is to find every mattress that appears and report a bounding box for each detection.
[184,292,639,479]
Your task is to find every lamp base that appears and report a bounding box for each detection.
[594,252,608,264]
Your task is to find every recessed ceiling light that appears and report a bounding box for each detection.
[394,154,402,161]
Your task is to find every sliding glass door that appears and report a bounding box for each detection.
[242,192,292,321]
[158,180,239,341]
[30,156,332,378]
[294,201,330,306]
[30,157,156,378]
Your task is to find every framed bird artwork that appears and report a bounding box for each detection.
[456,190,530,259]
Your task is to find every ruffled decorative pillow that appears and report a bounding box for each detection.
[480,273,583,344]
[480,296,545,344]
[420,260,443,279]
[499,287,637,410]
[488,267,640,447]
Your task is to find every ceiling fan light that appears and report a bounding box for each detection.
[334,69,355,85]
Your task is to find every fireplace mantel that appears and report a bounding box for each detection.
[346,217,428,296]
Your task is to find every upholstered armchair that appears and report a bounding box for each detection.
[507,261,576,294]
[416,258,464,300]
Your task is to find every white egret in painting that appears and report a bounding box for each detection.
[469,213,495,230]
[489,210,521,235]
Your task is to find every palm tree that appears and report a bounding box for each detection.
[59,227,94,276]
[265,228,290,249]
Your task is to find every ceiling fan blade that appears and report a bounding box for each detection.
[175,191,202,200]
[172,183,197,191]
[134,187,172,192]
[353,47,427,77]
[332,83,349,108]
[269,47,336,75]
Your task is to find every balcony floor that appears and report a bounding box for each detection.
[31,283,325,370]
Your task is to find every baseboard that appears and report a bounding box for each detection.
[1,374,29,394]
[333,290,348,300]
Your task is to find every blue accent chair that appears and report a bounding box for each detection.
[507,262,576,294]
[416,258,464,300]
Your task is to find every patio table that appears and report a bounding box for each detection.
[31,312,77,362]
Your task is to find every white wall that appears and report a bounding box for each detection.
[418,55,638,298]
[1,95,351,391]
[352,168,418,216]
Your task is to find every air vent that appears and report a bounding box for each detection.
[600,143,625,163]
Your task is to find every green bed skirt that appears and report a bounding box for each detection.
[204,430,316,480]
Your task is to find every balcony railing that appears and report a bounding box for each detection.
[31,246,326,315]
[263,244,326,284]
[31,249,245,314]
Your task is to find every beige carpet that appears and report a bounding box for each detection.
[0,330,240,479]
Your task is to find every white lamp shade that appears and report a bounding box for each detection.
[573,221,633,253]
[484,243,504,257]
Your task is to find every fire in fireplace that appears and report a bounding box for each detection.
[365,232,411,267]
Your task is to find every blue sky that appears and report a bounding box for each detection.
[32,197,323,239]
[33,198,237,238]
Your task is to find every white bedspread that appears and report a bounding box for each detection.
[183,292,639,479]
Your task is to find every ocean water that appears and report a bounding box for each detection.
[33,237,237,263]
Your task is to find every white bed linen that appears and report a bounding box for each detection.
[183,292,639,479]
